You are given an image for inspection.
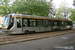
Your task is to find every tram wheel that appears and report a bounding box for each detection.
[25,30,29,34]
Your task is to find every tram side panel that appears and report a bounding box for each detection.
[22,19,52,33]
[59,21,72,30]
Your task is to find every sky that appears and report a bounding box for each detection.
[48,0,74,8]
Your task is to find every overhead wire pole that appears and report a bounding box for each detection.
[50,0,53,31]
[64,0,67,19]
[50,0,53,18]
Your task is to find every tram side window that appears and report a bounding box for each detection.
[45,20,48,27]
[60,21,65,26]
[37,20,42,27]
[67,21,72,26]
[43,20,48,27]
[53,21,59,26]
[69,22,72,26]
[67,21,70,25]
[65,21,67,26]
[10,18,14,26]
[29,19,36,27]
[48,20,51,26]
[23,19,27,27]
[17,20,21,28]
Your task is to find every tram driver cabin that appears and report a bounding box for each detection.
[2,14,72,34]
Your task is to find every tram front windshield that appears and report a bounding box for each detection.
[3,16,11,27]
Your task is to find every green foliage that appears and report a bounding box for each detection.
[12,0,52,16]
[0,0,11,16]
[55,2,72,18]
[69,9,75,21]
[56,2,75,21]
[0,0,53,16]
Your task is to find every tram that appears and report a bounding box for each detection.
[2,14,72,34]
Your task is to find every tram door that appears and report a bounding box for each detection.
[43,20,48,31]
[16,19,22,33]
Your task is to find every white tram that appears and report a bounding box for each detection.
[2,14,72,34]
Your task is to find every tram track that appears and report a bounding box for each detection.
[0,28,75,45]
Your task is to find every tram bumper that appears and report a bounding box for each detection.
[1,29,16,34]
[0,29,6,34]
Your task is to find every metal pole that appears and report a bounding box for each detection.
[50,0,53,18]
[64,0,66,19]
[50,0,53,31]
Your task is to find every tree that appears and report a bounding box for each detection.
[0,0,11,16]
[55,2,72,18]
[55,2,75,21]
[11,0,52,16]
[0,0,11,5]
[0,0,54,16]
[69,9,75,21]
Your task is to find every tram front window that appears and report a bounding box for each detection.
[7,18,14,29]
[3,17,11,27]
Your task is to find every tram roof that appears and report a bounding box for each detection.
[9,14,72,21]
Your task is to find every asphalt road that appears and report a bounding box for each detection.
[0,33,75,50]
